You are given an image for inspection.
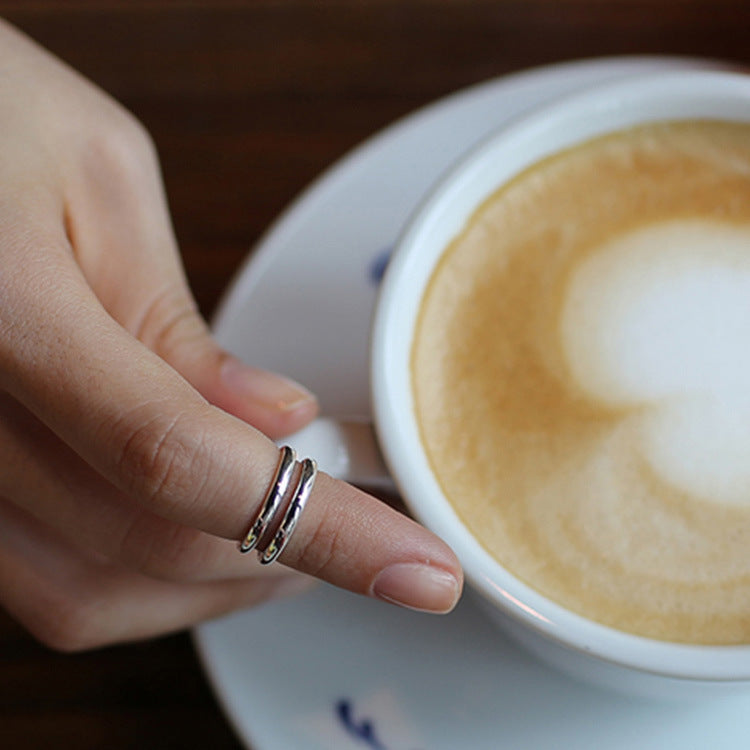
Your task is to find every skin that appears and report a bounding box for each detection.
[0,20,462,651]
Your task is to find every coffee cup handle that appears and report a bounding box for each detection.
[284,417,396,490]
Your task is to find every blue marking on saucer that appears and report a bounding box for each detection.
[334,698,426,750]
[369,247,393,285]
[335,699,387,749]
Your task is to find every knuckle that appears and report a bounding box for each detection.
[80,108,158,188]
[113,410,210,517]
[285,515,344,578]
[135,284,206,357]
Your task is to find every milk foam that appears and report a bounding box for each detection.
[561,220,750,505]
[413,120,750,643]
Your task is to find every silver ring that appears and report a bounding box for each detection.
[260,457,318,565]
[238,446,297,554]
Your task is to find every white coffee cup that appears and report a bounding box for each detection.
[290,69,750,700]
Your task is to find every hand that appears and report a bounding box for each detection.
[0,20,462,650]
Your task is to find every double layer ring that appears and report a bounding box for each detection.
[238,446,318,564]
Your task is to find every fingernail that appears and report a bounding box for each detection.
[371,563,461,614]
[221,357,316,413]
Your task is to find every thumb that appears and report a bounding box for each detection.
[57,101,317,439]
[134,287,318,439]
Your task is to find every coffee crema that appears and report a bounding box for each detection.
[412,120,750,644]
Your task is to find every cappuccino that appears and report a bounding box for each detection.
[412,120,750,644]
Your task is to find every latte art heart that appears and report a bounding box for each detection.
[561,220,750,506]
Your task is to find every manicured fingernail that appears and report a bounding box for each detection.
[371,563,461,614]
[221,357,316,413]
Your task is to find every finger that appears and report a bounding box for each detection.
[60,117,317,438]
[0,392,293,582]
[0,385,460,608]
[1,218,462,613]
[0,499,316,651]
[283,473,463,613]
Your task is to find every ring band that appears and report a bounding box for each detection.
[238,445,297,554]
[260,457,318,565]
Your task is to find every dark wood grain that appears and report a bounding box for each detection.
[1,2,750,748]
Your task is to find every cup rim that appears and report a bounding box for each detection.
[371,68,750,682]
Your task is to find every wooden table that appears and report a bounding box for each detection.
[1,2,750,747]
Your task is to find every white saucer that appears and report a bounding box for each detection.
[194,57,749,750]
